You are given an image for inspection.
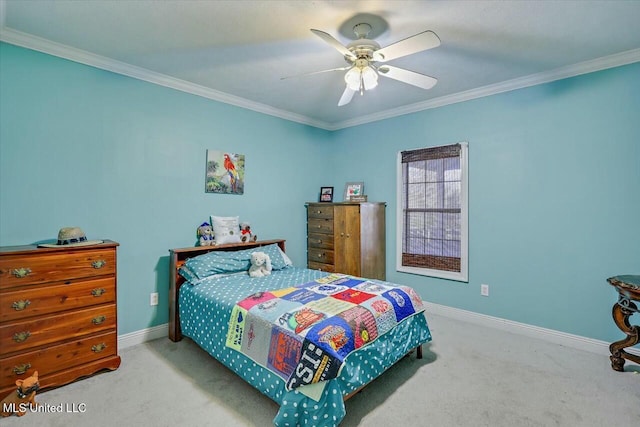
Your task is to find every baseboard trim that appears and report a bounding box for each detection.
[117,304,640,357]
[118,324,168,350]
[423,301,640,358]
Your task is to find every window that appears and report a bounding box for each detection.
[396,142,468,281]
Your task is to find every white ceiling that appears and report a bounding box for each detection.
[1,0,640,130]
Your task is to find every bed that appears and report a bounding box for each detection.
[169,239,432,426]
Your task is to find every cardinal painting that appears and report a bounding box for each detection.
[205,150,245,194]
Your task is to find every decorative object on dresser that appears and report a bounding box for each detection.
[306,202,386,280]
[319,186,334,202]
[343,182,364,201]
[0,241,121,398]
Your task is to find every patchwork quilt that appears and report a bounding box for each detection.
[225,273,425,390]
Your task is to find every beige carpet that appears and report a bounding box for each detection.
[3,313,639,426]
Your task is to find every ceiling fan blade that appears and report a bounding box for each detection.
[281,66,351,80]
[374,30,440,62]
[311,29,356,60]
[378,65,438,90]
[338,86,356,106]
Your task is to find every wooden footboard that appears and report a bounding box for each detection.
[168,239,286,342]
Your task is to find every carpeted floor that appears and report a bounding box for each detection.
[3,313,639,426]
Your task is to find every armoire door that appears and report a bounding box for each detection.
[334,205,361,276]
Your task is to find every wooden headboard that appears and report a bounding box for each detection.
[168,239,286,342]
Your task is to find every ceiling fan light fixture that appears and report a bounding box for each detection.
[344,66,378,91]
[361,66,378,90]
[344,67,361,91]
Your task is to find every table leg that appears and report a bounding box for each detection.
[609,299,640,371]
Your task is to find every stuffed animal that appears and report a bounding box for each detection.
[240,222,257,243]
[248,251,272,277]
[0,371,39,417]
[197,222,215,246]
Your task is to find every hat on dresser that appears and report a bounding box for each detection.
[38,227,103,248]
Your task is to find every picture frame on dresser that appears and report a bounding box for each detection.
[319,186,334,202]
[343,182,364,201]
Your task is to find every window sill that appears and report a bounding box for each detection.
[396,265,468,282]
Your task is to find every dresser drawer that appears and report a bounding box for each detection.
[0,304,116,356]
[308,261,335,273]
[307,248,334,265]
[0,330,117,390]
[307,218,333,235]
[307,205,334,219]
[0,277,115,323]
[307,233,334,250]
[0,248,116,290]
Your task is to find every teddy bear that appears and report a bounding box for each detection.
[0,371,39,417]
[248,251,272,277]
[197,222,215,246]
[240,222,257,243]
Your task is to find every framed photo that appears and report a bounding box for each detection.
[343,182,364,201]
[320,186,334,202]
[205,150,245,195]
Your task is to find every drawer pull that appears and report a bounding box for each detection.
[92,260,106,269]
[12,300,31,311]
[317,225,322,229]
[13,363,31,375]
[316,210,322,214]
[92,343,107,353]
[91,288,106,297]
[317,253,324,258]
[92,315,106,325]
[11,267,32,278]
[13,331,31,343]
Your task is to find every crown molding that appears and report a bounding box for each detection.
[330,48,640,130]
[1,26,638,132]
[0,27,335,130]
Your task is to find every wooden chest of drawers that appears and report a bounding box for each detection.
[0,241,121,397]
[306,202,386,280]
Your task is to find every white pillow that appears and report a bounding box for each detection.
[210,215,242,245]
[278,246,293,266]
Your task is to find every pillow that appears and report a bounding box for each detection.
[278,246,293,267]
[178,243,291,284]
[210,215,242,245]
[260,244,291,270]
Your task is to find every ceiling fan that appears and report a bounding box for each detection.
[290,23,441,106]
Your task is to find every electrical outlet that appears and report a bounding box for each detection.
[150,292,159,306]
[481,284,489,297]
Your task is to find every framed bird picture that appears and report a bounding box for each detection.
[205,150,245,195]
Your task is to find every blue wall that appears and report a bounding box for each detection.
[0,43,331,334]
[328,62,640,342]
[1,42,638,344]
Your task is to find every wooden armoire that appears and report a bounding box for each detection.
[306,202,386,280]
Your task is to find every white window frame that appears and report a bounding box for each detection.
[396,142,468,282]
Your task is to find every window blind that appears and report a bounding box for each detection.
[400,143,462,273]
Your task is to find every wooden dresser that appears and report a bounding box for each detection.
[0,241,121,397]
[306,202,386,280]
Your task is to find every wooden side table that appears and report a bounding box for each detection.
[607,275,640,371]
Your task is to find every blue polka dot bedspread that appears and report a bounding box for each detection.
[179,267,432,426]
